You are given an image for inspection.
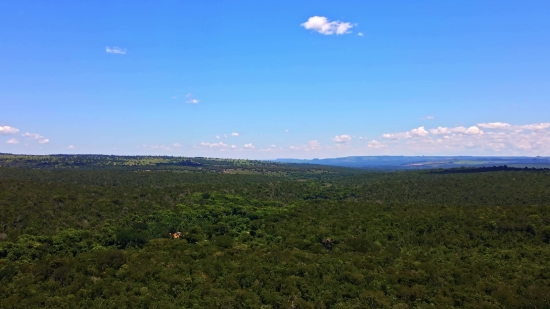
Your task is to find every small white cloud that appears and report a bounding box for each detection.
[0,126,19,135]
[38,139,50,144]
[231,145,237,149]
[216,135,220,139]
[172,143,182,148]
[67,145,75,149]
[332,134,352,143]
[244,143,255,149]
[421,116,435,120]
[186,93,192,98]
[357,32,364,37]
[410,126,429,137]
[301,16,354,35]
[106,46,127,55]
[231,132,239,136]
[6,138,19,144]
[171,96,177,99]
[186,99,199,104]
[367,140,386,148]
[285,130,289,133]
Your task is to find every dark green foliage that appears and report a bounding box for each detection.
[1,154,550,308]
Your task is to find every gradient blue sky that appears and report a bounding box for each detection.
[1,0,550,158]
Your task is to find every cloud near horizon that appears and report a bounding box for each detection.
[374,122,550,155]
[145,121,550,158]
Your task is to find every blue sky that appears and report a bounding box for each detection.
[1,0,550,158]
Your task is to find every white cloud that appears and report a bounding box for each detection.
[142,143,182,151]
[285,130,289,133]
[452,126,484,135]
[301,16,354,35]
[420,116,435,120]
[244,143,255,149]
[185,93,199,104]
[519,123,550,130]
[22,132,44,140]
[231,132,239,136]
[6,138,19,144]
[357,32,364,37]
[106,46,126,55]
[430,127,452,135]
[367,140,386,148]
[430,126,483,136]
[21,132,49,143]
[332,134,352,143]
[199,142,228,148]
[410,126,429,137]
[216,135,220,139]
[289,140,322,152]
[67,145,75,149]
[308,140,321,150]
[0,126,19,135]
[478,122,511,129]
[373,122,550,155]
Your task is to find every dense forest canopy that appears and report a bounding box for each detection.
[1,154,550,308]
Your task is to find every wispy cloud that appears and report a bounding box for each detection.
[185,93,200,104]
[141,143,182,151]
[22,133,41,139]
[6,138,19,144]
[420,116,435,120]
[301,16,354,35]
[290,140,322,152]
[357,32,364,37]
[198,142,229,148]
[0,126,19,135]
[231,132,239,136]
[67,145,75,149]
[106,46,126,55]
[244,143,255,149]
[22,132,49,144]
[22,132,44,140]
[367,140,386,148]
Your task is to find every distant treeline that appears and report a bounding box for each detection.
[430,165,550,174]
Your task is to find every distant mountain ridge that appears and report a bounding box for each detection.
[274,156,550,170]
